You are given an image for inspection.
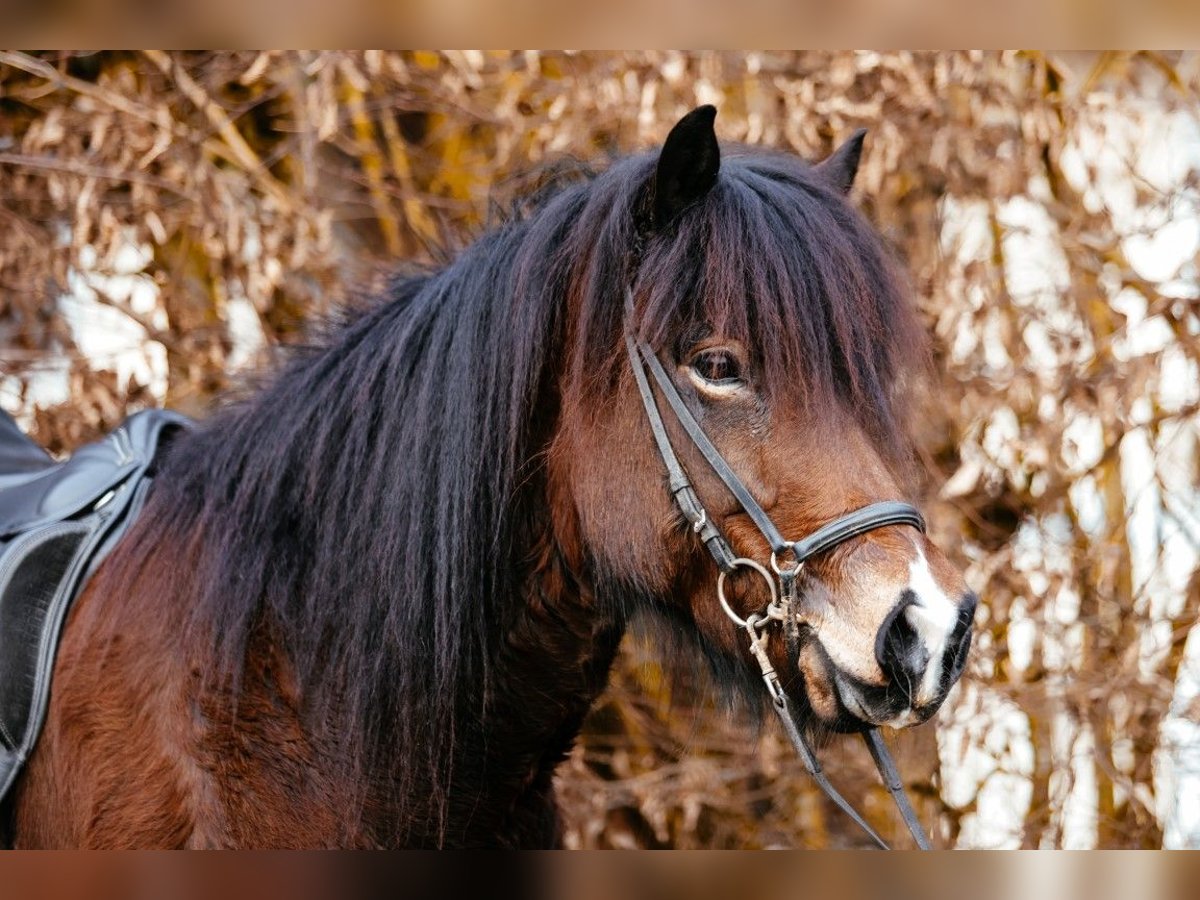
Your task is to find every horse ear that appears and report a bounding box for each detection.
[814,128,867,194]
[648,105,721,229]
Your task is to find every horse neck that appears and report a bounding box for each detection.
[460,539,624,845]
[403,269,631,846]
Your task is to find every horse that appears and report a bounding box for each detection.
[5,105,977,848]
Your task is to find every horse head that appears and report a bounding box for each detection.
[551,107,977,734]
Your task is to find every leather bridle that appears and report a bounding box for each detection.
[623,288,933,849]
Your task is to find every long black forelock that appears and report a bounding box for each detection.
[573,148,923,467]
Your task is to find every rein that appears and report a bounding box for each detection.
[623,289,932,850]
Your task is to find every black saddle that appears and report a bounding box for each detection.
[0,408,191,804]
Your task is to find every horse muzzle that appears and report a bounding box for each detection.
[801,590,977,732]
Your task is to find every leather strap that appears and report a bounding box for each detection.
[623,317,738,572]
[863,727,932,850]
[791,501,925,562]
[772,692,891,849]
[632,335,792,554]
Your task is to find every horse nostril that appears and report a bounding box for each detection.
[946,594,978,680]
[875,591,929,697]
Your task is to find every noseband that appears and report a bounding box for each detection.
[623,289,932,850]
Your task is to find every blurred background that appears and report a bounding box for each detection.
[0,50,1197,849]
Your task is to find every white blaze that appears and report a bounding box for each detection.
[905,548,961,706]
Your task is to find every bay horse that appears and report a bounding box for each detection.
[6,106,976,848]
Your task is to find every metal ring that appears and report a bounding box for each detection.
[716,558,779,628]
[770,545,803,575]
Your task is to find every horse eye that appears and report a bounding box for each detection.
[691,350,742,385]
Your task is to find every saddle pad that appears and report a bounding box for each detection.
[0,410,190,805]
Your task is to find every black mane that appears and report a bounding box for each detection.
[132,145,924,843]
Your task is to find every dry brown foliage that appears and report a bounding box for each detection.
[2,50,1198,848]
